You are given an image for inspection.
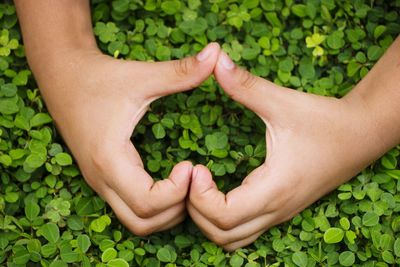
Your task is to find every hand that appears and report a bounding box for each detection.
[187,51,385,250]
[33,43,220,236]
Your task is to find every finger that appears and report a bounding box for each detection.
[105,144,193,218]
[157,212,187,232]
[138,42,220,98]
[189,164,273,230]
[187,201,275,246]
[102,187,186,236]
[213,51,295,120]
[222,230,265,252]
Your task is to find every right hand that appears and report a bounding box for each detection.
[187,51,385,250]
[33,43,220,235]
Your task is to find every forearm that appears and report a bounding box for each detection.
[345,36,400,153]
[14,0,98,77]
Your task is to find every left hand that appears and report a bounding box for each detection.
[187,51,385,251]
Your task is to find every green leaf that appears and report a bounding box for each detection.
[107,258,130,267]
[161,117,174,128]
[55,152,72,166]
[13,70,30,86]
[299,57,315,79]
[205,132,228,151]
[0,83,17,97]
[211,162,226,176]
[112,0,129,13]
[374,25,386,39]
[102,248,117,262]
[39,223,60,243]
[306,33,325,48]
[157,246,177,263]
[229,254,244,267]
[367,45,383,61]
[161,0,181,15]
[291,5,307,17]
[5,191,19,202]
[155,45,171,60]
[179,18,208,36]
[0,96,19,114]
[13,246,30,265]
[347,61,361,77]
[174,235,192,249]
[41,243,57,257]
[382,250,394,264]
[339,217,350,230]
[394,238,400,257]
[77,234,91,253]
[67,216,84,230]
[339,251,355,266]
[25,152,46,169]
[25,201,40,221]
[75,197,95,216]
[30,113,52,128]
[384,169,400,179]
[362,211,379,227]
[49,260,68,267]
[60,243,80,263]
[292,251,308,267]
[327,31,345,49]
[278,57,294,72]
[91,215,111,232]
[323,227,344,243]
[152,123,166,139]
[147,159,160,172]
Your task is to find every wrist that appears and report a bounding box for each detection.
[27,45,103,85]
[342,87,391,158]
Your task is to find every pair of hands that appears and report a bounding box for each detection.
[38,43,381,250]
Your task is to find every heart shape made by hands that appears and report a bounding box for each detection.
[42,42,384,251]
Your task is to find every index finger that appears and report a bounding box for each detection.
[103,143,193,218]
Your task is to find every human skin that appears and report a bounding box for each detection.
[188,37,400,250]
[14,0,400,250]
[14,0,221,236]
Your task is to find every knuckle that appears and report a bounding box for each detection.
[209,231,229,246]
[174,57,193,78]
[214,216,237,231]
[132,225,153,237]
[238,70,257,91]
[134,202,157,218]
[223,244,237,252]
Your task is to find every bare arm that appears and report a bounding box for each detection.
[188,37,400,250]
[14,0,221,235]
[345,37,400,151]
[14,0,97,64]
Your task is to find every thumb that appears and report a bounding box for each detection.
[141,43,220,98]
[214,51,292,119]
[189,165,228,215]
[190,164,219,197]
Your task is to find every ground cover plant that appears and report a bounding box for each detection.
[1,0,400,266]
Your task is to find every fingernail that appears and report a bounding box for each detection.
[219,51,235,70]
[196,44,213,62]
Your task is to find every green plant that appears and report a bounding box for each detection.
[1,0,400,266]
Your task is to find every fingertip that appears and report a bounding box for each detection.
[169,161,193,188]
[217,51,235,70]
[214,51,238,94]
[196,42,221,63]
[191,164,216,195]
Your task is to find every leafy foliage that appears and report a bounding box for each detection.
[1,0,400,266]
